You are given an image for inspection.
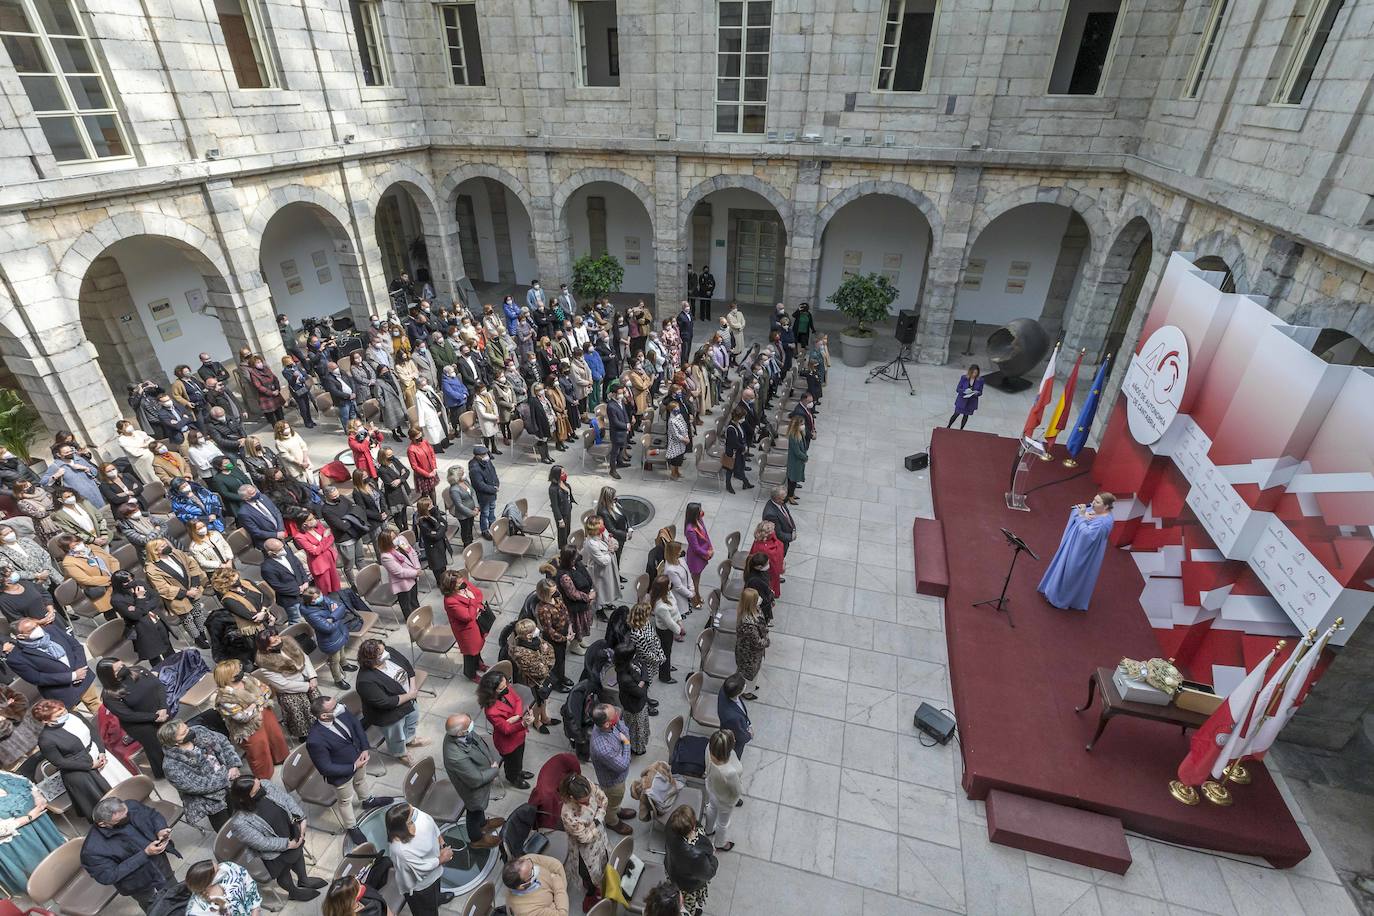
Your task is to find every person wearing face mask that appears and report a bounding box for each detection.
[281,354,317,429]
[241,353,285,425]
[393,350,420,408]
[301,585,357,689]
[515,310,537,361]
[50,485,110,545]
[477,669,533,788]
[305,695,393,848]
[32,698,131,820]
[97,462,144,511]
[413,379,451,453]
[252,627,318,742]
[108,574,175,667]
[502,853,570,916]
[39,442,105,508]
[411,336,438,388]
[157,720,241,832]
[293,511,341,595]
[56,534,120,621]
[0,442,38,498]
[5,615,97,709]
[214,659,289,779]
[227,776,326,901]
[80,794,180,914]
[507,617,558,731]
[468,445,501,538]
[0,524,61,588]
[356,638,427,765]
[439,363,469,432]
[168,475,225,532]
[206,455,252,518]
[429,329,457,376]
[149,441,191,486]
[321,360,359,431]
[0,563,61,629]
[143,537,212,647]
[501,295,521,335]
[442,712,505,850]
[150,392,199,444]
[440,569,488,683]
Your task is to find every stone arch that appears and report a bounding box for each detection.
[552,168,658,299]
[437,162,535,216]
[245,184,361,256]
[439,162,545,298]
[1188,230,1251,294]
[552,168,657,236]
[371,163,452,299]
[967,183,1111,263]
[679,174,794,237]
[1275,297,1374,356]
[56,210,234,310]
[814,179,943,244]
[1075,213,1160,361]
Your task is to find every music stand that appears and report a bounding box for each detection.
[973,528,1039,628]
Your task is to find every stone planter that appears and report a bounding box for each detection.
[840,330,876,367]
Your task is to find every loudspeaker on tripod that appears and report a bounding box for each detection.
[904,452,929,472]
[895,309,918,345]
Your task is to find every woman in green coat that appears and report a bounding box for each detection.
[785,415,808,505]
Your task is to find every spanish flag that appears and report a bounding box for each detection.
[1043,348,1085,446]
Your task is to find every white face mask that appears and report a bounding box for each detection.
[6,572,19,585]
[61,497,76,506]
[0,532,15,544]
[24,626,44,640]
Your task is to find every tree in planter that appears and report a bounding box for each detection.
[0,389,42,460]
[827,272,898,338]
[570,253,625,305]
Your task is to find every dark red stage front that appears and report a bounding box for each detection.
[925,427,1309,868]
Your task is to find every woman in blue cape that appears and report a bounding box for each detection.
[1038,493,1116,610]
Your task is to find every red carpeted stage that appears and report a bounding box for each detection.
[924,428,1309,868]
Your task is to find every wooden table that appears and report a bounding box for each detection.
[1074,667,1210,751]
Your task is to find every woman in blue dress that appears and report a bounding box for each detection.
[947,364,984,429]
[0,769,66,894]
[1038,493,1116,611]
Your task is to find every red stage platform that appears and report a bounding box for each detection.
[927,428,1309,868]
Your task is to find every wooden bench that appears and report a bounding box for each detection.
[985,789,1132,874]
[912,517,949,598]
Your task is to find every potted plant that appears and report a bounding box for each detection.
[0,389,42,461]
[828,272,898,367]
[570,252,625,306]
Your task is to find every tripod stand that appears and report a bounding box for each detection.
[865,343,915,395]
[973,528,1038,628]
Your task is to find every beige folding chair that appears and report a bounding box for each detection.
[514,497,552,546]
[314,391,334,415]
[463,542,512,605]
[608,835,667,913]
[281,747,347,833]
[459,410,480,439]
[406,603,456,681]
[112,541,140,571]
[726,530,748,571]
[639,434,668,478]
[360,398,381,424]
[633,573,650,603]
[85,618,136,663]
[491,518,535,568]
[717,559,742,601]
[685,671,720,731]
[100,774,189,832]
[695,628,736,681]
[214,819,288,907]
[403,755,464,823]
[581,428,611,470]
[707,588,736,633]
[461,882,497,916]
[27,838,117,916]
[693,443,724,489]
[664,714,705,790]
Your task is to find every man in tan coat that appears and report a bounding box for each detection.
[502,854,570,916]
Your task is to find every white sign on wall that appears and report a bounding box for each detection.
[1125,324,1189,445]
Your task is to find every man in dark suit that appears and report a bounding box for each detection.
[789,392,816,445]
[356,639,428,765]
[203,377,244,423]
[260,538,309,625]
[675,300,693,366]
[468,445,500,539]
[320,361,359,429]
[443,713,504,848]
[455,345,483,393]
[305,695,392,846]
[197,352,231,384]
[716,673,753,758]
[605,385,631,479]
[697,266,716,320]
[762,487,796,556]
[3,617,96,708]
[234,485,285,548]
[150,394,198,444]
[205,405,247,455]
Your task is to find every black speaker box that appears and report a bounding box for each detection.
[904,452,929,472]
[914,702,956,745]
[895,309,918,345]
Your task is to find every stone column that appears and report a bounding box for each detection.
[1041,218,1092,348]
[340,161,389,317]
[201,180,289,371]
[524,150,565,287]
[916,165,981,365]
[653,154,682,317]
[785,160,823,308]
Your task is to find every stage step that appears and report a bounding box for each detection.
[912,517,949,599]
[985,789,1132,874]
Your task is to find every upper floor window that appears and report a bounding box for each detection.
[0,0,129,162]
[1181,0,1229,99]
[875,0,937,92]
[214,0,273,89]
[1271,0,1344,105]
[575,0,619,87]
[440,2,485,86]
[1048,0,1125,95]
[716,0,770,134]
[349,0,388,86]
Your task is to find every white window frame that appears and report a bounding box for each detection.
[351,0,389,87]
[714,0,771,135]
[439,2,480,86]
[1044,0,1129,97]
[1180,0,1229,99]
[573,0,620,88]
[215,0,275,89]
[1270,0,1344,106]
[873,0,940,93]
[0,0,130,163]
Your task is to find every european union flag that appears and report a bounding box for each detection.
[1065,355,1112,458]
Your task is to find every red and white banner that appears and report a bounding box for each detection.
[1022,342,1061,440]
[1176,646,1276,785]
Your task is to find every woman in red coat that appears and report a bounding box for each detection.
[347,421,383,480]
[478,669,532,788]
[749,520,785,598]
[293,511,341,594]
[406,428,439,499]
[246,357,287,423]
[441,569,488,682]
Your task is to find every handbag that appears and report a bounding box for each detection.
[476,602,496,636]
[82,585,107,600]
[720,451,735,470]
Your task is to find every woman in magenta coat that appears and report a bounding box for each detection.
[377,527,422,620]
[684,502,713,609]
[441,569,488,682]
[478,669,532,788]
[293,511,341,594]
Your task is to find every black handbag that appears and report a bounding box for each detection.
[476,602,496,636]
[82,585,106,600]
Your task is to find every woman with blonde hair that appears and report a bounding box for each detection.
[626,600,666,691]
[749,520,785,599]
[239,435,280,486]
[186,518,236,571]
[144,536,211,647]
[211,567,272,637]
[733,588,768,700]
[579,516,621,614]
[507,617,557,731]
[252,627,318,741]
[273,419,312,481]
[649,575,684,684]
[213,659,288,779]
[785,415,807,504]
[660,540,695,620]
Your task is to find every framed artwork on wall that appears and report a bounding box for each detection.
[311,250,328,268]
[1009,260,1031,277]
[883,253,903,270]
[316,267,332,284]
[843,250,863,269]
[148,298,173,320]
[281,259,299,278]
[286,277,304,295]
[184,289,206,313]
[157,320,182,341]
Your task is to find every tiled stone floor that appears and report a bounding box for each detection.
[83,304,1361,915]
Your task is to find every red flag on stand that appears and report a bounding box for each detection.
[1043,349,1085,446]
[1176,646,1277,786]
[1022,342,1061,440]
